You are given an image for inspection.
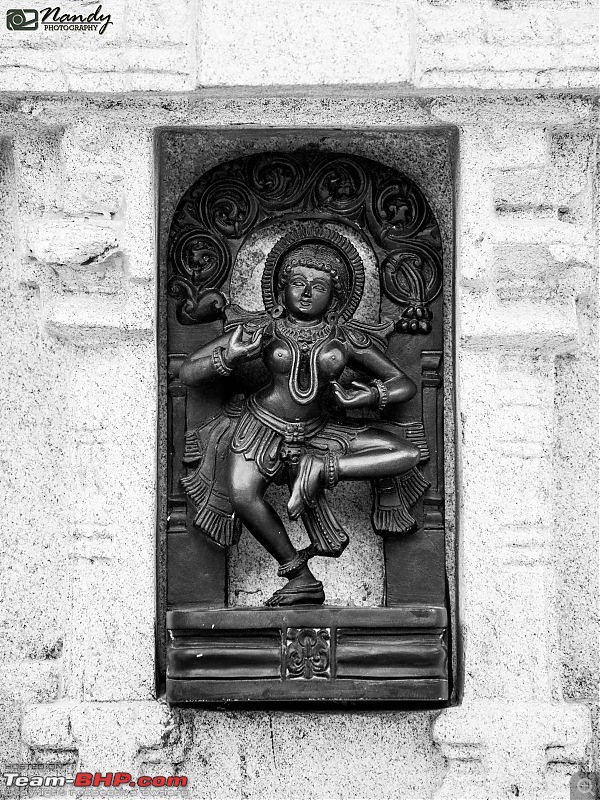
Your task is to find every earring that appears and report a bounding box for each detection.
[271,304,285,320]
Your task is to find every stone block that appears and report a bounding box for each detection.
[27,216,119,267]
[416,3,485,43]
[197,0,413,86]
[0,662,61,704]
[125,0,192,45]
[485,8,559,45]
[434,702,591,799]
[558,8,599,44]
[0,0,193,91]
[430,96,595,126]
[490,126,549,169]
[188,710,445,798]
[493,167,550,214]
[70,702,172,771]
[22,702,76,752]
[60,46,189,75]
[22,701,174,773]
[13,131,62,217]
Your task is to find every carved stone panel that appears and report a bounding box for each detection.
[159,132,454,705]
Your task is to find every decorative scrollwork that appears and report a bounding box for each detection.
[312,157,368,216]
[248,154,304,208]
[200,181,259,239]
[373,177,428,247]
[167,277,227,325]
[168,151,443,330]
[285,628,331,679]
[169,228,231,289]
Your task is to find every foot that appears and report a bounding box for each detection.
[287,455,324,520]
[265,576,325,607]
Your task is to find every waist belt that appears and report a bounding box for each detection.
[247,396,327,444]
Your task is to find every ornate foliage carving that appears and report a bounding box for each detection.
[168,153,443,333]
[285,628,331,679]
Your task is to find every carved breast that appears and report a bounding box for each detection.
[263,337,347,381]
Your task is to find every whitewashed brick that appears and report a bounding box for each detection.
[490,127,549,169]
[558,8,599,44]
[485,8,559,45]
[197,0,412,86]
[416,3,484,43]
[28,217,118,266]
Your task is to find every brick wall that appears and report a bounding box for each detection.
[0,0,597,91]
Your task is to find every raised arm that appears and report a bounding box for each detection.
[179,325,262,387]
[332,340,416,410]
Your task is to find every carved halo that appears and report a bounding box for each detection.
[261,221,365,323]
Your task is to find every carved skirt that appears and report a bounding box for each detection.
[230,395,369,482]
[181,394,430,554]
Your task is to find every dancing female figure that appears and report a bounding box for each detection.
[179,226,428,606]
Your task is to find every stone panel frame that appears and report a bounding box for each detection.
[3,91,593,797]
[156,127,459,705]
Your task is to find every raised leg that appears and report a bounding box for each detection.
[339,427,420,479]
[288,426,420,519]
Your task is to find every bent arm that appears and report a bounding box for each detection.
[348,343,417,405]
[179,332,232,387]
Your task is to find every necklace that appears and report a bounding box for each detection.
[275,320,333,405]
[276,320,331,352]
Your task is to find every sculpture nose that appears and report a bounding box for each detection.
[302,285,312,298]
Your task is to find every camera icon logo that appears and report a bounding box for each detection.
[6,9,39,30]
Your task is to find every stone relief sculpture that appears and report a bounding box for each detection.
[165,149,449,703]
[177,221,430,606]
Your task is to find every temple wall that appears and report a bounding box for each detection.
[0,1,597,798]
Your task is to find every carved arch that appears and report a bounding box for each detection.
[167,152,443,334]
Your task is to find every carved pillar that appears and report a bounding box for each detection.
[431,114,594,798]
[20,118,170,765]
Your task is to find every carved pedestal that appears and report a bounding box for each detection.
[167,606,447,704]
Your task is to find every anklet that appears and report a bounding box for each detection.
[324,451,339,490]
[277,550,310,578]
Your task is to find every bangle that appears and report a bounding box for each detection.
[212,347,233,377]
[371,378,389,411]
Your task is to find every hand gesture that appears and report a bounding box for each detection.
[224,325,262,366]
[331,380,376,410]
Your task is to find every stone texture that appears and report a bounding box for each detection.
[0,0,194,91]
[187,710,445,799]
[197,0,413,86]
[553,139,599,703]
[434,702,591,799]
[414,0,598,89]
[27,216,119,266]
[0,84,596,800]
[22,700,175,772]
[0,0,595,91]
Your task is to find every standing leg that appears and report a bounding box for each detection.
[227,451,325,606]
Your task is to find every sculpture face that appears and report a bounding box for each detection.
[283,265,333,321]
